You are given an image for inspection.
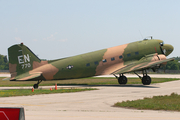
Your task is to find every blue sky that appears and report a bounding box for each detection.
[0,0,180,59]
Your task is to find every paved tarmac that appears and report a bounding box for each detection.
[0,77,180,120]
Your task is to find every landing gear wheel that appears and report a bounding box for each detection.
[33,80,42,89]
[33,84,39,89]
[142,75,151,85]
[118,75,127,84]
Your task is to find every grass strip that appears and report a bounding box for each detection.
[114,93,180,111]
[0,88,97,97]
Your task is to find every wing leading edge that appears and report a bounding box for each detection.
[112,53,174,75]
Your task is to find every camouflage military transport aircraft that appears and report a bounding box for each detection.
[7,38,174,88]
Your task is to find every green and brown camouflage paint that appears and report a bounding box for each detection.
[8,39,173,81]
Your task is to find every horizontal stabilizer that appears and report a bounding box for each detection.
[14,72,42,81]
[2,77,11,81]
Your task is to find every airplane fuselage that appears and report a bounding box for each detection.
[30,39,163,80]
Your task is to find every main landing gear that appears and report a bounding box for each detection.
[134,70,151,85]
[113,74,127,85]
[113,70,152,85]
[33,80,42,89]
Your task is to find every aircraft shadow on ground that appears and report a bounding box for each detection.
[57,84,159,88]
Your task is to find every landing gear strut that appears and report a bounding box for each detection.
[33,80,42,89]
[134,70,151,85]
[113,74,127,85]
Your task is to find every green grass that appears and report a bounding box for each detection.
[114,93,180,111]
[0,88,97,97]
[0,77,179,87]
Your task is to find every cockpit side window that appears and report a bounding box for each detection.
[159,42,165,54]
[160,42,164,46]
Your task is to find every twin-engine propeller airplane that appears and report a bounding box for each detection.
[7,38,174,88]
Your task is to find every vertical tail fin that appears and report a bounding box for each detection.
[8,43,41,79]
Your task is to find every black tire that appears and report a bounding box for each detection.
[33,84,39,89]
[118,76,127,84]
[142,75,151,85]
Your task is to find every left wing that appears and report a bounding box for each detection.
[112,54,174,74]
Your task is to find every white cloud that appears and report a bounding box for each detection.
[15,28,18,33]
[58,38,68,42]
[43,32,57,41]
[15,37,22,42]
[32,39,38,42]
[43,32,67,42]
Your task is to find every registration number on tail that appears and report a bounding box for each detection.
[18,54,31,69]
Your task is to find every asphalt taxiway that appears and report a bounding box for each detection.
[1,74,180,120]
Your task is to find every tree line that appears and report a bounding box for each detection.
[164,57,180,70]
[0,54,9,70]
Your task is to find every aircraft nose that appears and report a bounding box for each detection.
[161,44,174,56]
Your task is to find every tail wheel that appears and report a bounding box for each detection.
[33,80,42,89]
[118,75,127,84]
[142,75,151,85]
[33,84,39,89]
